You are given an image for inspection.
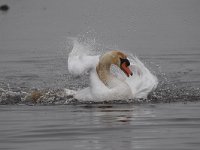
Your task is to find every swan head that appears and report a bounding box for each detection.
[98,50,133,77]
[110,51,133,77]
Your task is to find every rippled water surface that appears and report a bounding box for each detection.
[1,103,200,150]
[1,0,200,149]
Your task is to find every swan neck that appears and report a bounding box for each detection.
[96,62,112,86]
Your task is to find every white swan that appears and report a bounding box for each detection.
[67,39,158,101]
[68,46,158,101]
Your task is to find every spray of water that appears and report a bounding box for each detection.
[0,34,200,105]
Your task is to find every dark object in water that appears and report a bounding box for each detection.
[0,4,9,12]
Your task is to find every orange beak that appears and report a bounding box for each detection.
[121,62,133,77]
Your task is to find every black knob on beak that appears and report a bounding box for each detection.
[120,58,130,66]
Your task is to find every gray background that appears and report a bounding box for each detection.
[0,0,200,55]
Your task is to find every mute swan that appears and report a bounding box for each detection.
[68,42,158,101]
[73,50,135,101]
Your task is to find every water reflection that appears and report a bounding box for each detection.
[1,103,200,150]
[76,104,156,150]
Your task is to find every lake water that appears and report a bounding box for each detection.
[0,0,200,149]
[1,103,200,150]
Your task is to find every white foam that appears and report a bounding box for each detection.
[66,38,158,101]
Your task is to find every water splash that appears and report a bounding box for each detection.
[0,35,200,105]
